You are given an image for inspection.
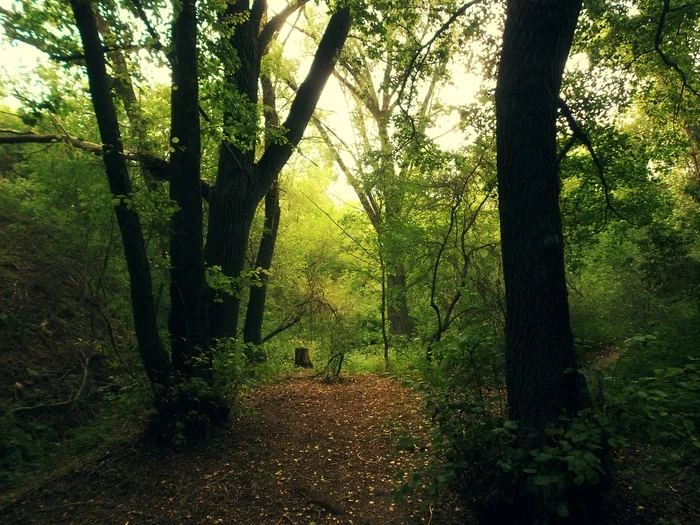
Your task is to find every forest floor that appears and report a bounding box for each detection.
[2,371,700,525]
[0,373,470,525]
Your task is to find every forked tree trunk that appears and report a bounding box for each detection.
[206,8,351,339]
[495,0,588,431]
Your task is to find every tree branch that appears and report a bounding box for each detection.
[0,130,211,197]
[256,7,351,198]
[10,354,90,414]
[397,0,482,102]
[261,312,303,343]
[655,0,699,98]
[557,98,635,225]
[259,0,310,49]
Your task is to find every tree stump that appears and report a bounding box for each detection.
[294,347,313,368]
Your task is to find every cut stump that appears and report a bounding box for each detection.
[294,347,313,368]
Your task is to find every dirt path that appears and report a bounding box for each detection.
[0,374,469,524]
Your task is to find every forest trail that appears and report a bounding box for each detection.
[0,374,468,525]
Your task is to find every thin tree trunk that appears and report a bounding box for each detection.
[495,0,588,430]
[244,73,282,347]
[68,0,170,390]
[243,182,280,345]
[387,264,413,335]
[168,0,210,377]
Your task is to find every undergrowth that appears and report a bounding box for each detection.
[398,333,700,524]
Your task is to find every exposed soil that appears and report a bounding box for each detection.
[0,374,471,525]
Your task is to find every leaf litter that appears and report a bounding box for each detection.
[0,373,470,524]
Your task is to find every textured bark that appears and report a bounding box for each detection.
[495,0,587,430]
[168,0,210,376]
[68,0,171,389]
[206,7,351,339]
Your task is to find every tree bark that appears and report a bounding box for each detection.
[168,0,210,377]
[68,0,171,389]
[495,0,587,430]
[244,73,281,347]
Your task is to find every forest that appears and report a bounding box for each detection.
[0,0,699,523]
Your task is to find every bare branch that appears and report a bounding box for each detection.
[10,354,91,414]
[259,0,310,50]
[397,0,483,102]
[0,129,212,197]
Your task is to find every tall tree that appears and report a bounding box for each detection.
[495,0,588,430]
[66,0,172,394]
[311,1,486,338]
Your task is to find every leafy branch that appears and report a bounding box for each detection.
[557,98,635,225]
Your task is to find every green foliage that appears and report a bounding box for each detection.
[0,413,45,489]
[401,330,700,522]
[401,367,610,523]
[207,265,270,302]
[607,354,700,469]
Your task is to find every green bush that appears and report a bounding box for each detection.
[403,373,611,524]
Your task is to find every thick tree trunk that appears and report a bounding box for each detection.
[244,182,280,345]
[206,179,259,339]
[168,0,210,377]
[495,0,587,430]
[206,8,351,340]
[69,0,171,391]
[387,264,413,335]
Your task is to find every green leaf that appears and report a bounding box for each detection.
[682,419,695,432]
[557,504,570,518]
[535,452,553,462]
[533,475,553,486]
[631,482,650,496]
